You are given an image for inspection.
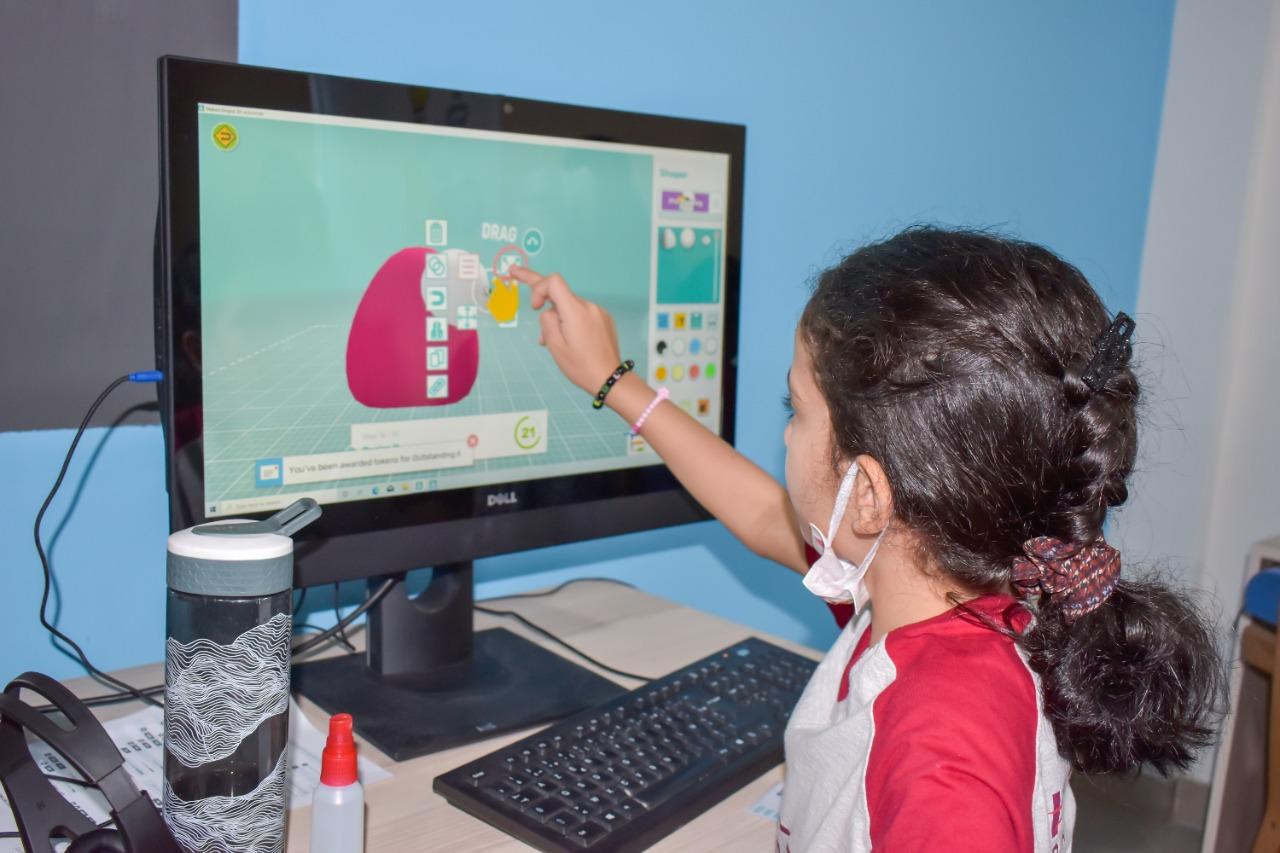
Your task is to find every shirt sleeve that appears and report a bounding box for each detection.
[866,757,1025,850]
[863,629,1038,851]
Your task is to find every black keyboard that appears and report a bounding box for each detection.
[434,637,817,851]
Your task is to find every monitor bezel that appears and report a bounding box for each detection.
[156,57,745,583]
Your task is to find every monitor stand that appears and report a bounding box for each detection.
[291,562,627,761]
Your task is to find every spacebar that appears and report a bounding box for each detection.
[629,753,723,810]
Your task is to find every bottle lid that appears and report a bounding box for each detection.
[168,523,294,559]
[320,713,359,787]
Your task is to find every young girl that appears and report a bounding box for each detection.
[510,226,1219,851]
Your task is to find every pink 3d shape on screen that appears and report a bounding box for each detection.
[346,247,479,407]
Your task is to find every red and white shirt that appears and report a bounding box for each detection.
[777,595,1074,852]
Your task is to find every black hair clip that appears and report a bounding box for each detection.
[1082,312,1135,392]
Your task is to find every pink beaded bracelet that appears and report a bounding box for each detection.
[630,387,670,436]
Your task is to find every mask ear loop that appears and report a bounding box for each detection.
[859,524,889,576]
[849,524,890,613]
[851,459,890,577]
[822,461,860,547]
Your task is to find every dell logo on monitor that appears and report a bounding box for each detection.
[486,491,519,507]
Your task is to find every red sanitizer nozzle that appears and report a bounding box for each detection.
[320,713,359,786]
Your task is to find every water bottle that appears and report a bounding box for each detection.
[162,499,320,852]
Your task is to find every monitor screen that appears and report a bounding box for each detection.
[161,60,745,754]
[160,58,742,572]
[195,104,732,518]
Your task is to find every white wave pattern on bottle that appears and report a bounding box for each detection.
[164,748,288,853]
[164,612,291,768]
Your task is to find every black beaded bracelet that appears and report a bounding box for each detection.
[593,360,635,410]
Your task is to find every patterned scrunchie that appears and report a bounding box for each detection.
[1011,536,1122,623]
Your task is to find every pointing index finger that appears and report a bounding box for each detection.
[508,265,550,309]
[510,265,580,315]
[507,264,543,286]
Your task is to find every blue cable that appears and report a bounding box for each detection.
[128,370,163,383]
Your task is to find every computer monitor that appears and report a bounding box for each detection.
[156,57,744,759]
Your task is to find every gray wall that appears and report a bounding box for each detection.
[0,0,237,430]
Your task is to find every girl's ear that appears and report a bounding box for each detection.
[850,454,893,535]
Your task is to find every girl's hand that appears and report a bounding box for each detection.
[510,268,807,574]
[508,265,622,393]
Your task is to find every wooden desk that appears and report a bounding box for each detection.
[65,581,820,852]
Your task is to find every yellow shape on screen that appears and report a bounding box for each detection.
[488,277,520,324]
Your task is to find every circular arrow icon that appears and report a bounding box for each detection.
[212,123,238,150]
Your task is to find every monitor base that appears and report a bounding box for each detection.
[291,627,626,761]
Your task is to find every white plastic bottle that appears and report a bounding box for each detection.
[310,713,365,853]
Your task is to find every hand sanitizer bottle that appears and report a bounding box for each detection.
[310,714,365,853]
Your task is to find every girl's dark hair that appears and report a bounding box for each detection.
[801,226,1221,776]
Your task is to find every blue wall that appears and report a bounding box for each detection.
[1,0,1175,681]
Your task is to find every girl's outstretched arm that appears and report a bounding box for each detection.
[509,265,808,574]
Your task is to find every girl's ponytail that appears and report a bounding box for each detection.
[1014,543,1220,775]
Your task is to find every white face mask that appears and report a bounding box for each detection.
[803,461,888,611]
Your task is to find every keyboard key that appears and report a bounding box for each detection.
[482,783,516,801]
[526,797,557,823]
[548,811,582,835]
[569,821,608,847]
[630,753,719,809]
[631,770,659,788]
[615,800,641,818]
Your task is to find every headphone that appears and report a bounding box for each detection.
[0,672,181,853]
